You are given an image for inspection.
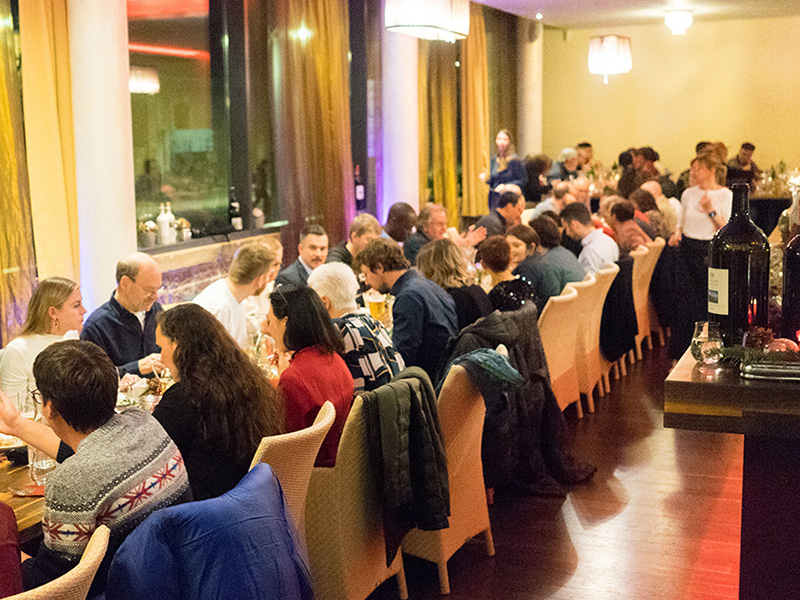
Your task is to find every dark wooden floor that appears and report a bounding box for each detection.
[370,345,743,599]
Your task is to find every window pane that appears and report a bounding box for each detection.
[128,0,229,244]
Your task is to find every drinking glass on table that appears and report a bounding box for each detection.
[364,290,387,321]
[25,389,56,485]
[690,321,723,366]
[28,445,56,486]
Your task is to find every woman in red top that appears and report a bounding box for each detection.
[263,284,354,467]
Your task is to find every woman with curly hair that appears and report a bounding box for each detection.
[155,303,284,499]
[263,284,354,467]
[416,239,492,331]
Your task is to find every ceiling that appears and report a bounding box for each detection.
[476,0,800,29]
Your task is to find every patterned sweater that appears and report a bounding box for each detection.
[26,410,191,592]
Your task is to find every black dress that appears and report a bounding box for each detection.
[446,284,493,331]
[488,277,537,312]
[153,382,255,500]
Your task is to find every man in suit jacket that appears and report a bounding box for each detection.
[275,224,328,287]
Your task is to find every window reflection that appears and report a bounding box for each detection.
[128,0,229,244]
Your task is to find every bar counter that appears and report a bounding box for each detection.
[665,351,800,599]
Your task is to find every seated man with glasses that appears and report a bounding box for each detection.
[0,340,191,594]
[81,252,164,376]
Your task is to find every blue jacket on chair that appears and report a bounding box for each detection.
[104,464,314,600]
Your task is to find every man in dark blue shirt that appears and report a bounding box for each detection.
[81,253,164,376]
[358,239,457,383]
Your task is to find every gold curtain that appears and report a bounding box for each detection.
[460,3,490,217]
[269,0,352,254]
[0,0,36,344]
[19,0,79,281]
[420,41,459,227]
[418,40,430,206]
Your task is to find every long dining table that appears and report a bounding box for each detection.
[0,456,44,545]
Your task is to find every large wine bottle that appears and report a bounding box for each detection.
[782,230,800,341]
[707,183,770,347]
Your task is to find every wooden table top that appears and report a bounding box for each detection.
[0,456,44,545]
[664,350,800,438]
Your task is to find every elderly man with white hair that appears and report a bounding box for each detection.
[307,263,404,394]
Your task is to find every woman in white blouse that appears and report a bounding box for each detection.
[668,152,733,360]
[0,277,86,414]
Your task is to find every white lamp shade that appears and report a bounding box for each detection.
[588,35,632,80]
[385,0,470,42]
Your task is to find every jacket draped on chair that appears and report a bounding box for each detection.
[440,306,595,497]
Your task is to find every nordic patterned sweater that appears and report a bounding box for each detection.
[25,409,191,593]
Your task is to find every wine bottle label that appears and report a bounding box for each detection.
[355,184,365,201]
[708,267,729,315]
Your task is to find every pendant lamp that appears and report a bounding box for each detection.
[587,35,632,84]
[385,0,470,42]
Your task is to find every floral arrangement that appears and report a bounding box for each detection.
[138,220,157,234]
[710,326,800,366]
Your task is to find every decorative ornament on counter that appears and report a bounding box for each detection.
[138,220,158,248]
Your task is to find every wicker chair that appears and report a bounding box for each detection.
[569,273,599,413]
[538,285,582,417]
[7,525,109,600]
[249,401,336,550]
[304,396,408,600]
[576,265,619,402]
[632,237,666,360]
[401,365,495,595]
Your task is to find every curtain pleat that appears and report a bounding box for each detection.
[19,0,80,281]
[418,40,430,206]
[420,41,458,226]
[460,3,489,217]
[0,0,36,344]
[270,0,352,255]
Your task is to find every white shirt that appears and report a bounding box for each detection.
[0,333,64,414]
[242,280,275,338]
[678,186,733,240]
[193,279,249,348]
[579,228,620,274]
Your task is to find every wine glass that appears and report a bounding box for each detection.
[690,321,723,366]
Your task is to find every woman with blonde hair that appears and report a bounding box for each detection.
[481,129,526,211]
[668,150,732,360]
[416,239,492,331]
[0,277,86,410]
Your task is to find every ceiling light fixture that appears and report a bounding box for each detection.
[587,35,632,84]
[665,10,693,35]
[385,0,470,42]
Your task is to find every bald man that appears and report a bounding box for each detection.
[80,253,164,376]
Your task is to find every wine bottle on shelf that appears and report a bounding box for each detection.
[782,223,800,342]
[707,183,770,347]
[229,186,243,231]
[156,203,169,245]
[165,201,176,243]
[354,164,366,211]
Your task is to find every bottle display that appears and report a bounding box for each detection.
[229,186,243,231]
[782,231,800,342]
[707,183,770,347]
[156,203,170,245]
[165,201,177,243]
[354,164,366,211]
